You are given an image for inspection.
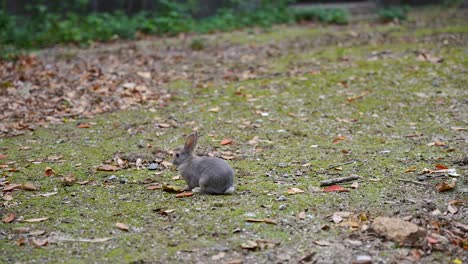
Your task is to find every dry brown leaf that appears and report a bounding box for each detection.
[427,141,446,147]
[32,238,48,247]
[332,136,346,144]
[0,154,7,159]
[3,183,22,192]
[97,164,120,171]
[77,123,91,128]
[147,184,162,190]
[78,180,91,185]
[436,180,456,192]
[62,174,77,186]
[16,237,26,246]
[161,161,173,168]
[22,182,38,191]
[162,185,183,193]
[435,164,448,170]
[416,53,443,64]
[22,217,49,223]
[298,211,306,220]
[175,191,193,198]
[2,212,16,223]
[211,252,226,261]
[115,222,129,231]
[30,230,46,236]
[287,187,305,195]
[137,71,151,79]
[404,166,417,173]
[44,167,55,177]
[3,194,13,201]
[313,240,331,246]
[245,218,277,225]
[158,123,171,128]
[221,138,233,145]
[209,106,220,113]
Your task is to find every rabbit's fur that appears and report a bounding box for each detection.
[173,132,235,194]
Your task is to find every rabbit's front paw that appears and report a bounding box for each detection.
[191,187,201,193]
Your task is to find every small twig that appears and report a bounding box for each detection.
[320,176,360,186]
[326,160,358,170]
[396,179,428,186]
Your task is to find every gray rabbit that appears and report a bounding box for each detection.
[173,132,235,194]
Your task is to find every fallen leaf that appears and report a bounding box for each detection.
[162,185,183,193]
[158,123,171,128]
[436,180,456,192]
[161,161,173,168]
[2,212,16,223]
[448,200,464,206]
[175,191,193,198]
[447,204,458,214]
[347,91,369,103]
[245,218,277,225]
[155,208,176,216]
[313,240,331,246]
[332,136,346,144]
[172,175,181,180]
[16,237,26,246]
[427,141,446,146]
[426,236,438,244]
[22,217,49,223]
[22,182,38,191]
[404,166,417,173]
[212,252,225,261]
[3,194,13,201]
[350,182,359,189]
[298,211,306,220]
[147,184,162,190]
[137,71,151,79]
[0,154,7,159]
[241,240,258,250]
[62,174,77,186]
[97,164,120,171]
[32,238,48,247]
[221,138,233,145]
[435,164,448,170]
[78,180,90,185]
[3,183,22,192]
[324,185,349,192]
[209,106,220,112]
[77,123,90,128]
[30,230,46,236]
[286,187,305,195]
[44,167,55,177]
[372,216,426,245]
[416,53,443,64]
[47,155,62,161]
[451,127,467,131]
[115,222,129,231]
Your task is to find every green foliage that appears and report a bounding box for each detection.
[378,6,410,22]
[0,0,349,59]
[293,7,349,25]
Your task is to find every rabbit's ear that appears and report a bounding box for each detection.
[184,132,198,153]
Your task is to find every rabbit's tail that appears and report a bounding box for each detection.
[224,186,235,194]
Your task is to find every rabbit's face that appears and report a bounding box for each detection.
[173,147,191,166]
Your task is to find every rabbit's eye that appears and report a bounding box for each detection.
[175,153,180,158]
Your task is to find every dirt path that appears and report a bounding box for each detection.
[1,7,467,264]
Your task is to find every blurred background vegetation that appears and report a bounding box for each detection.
[0,0,464,59]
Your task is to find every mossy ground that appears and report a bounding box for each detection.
[1,7,467,264]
